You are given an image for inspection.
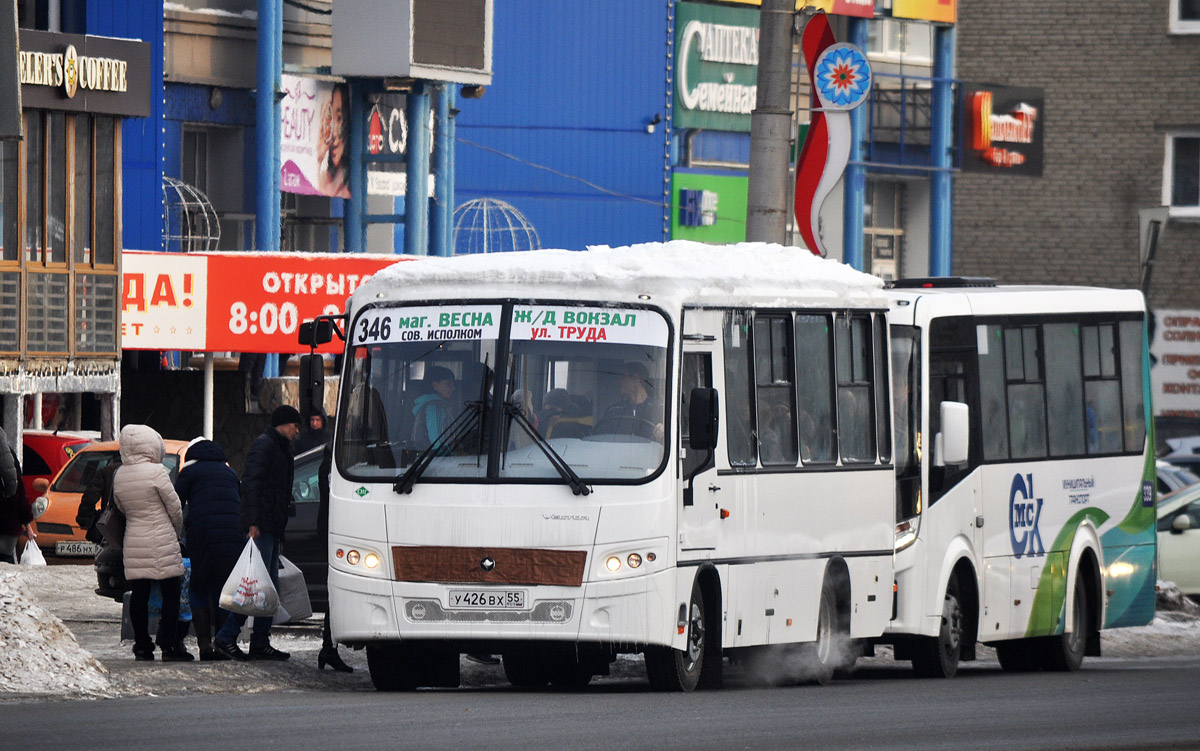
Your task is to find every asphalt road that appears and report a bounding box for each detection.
[4,654,1198,750]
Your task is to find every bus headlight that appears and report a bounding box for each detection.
[606,556,622,572]
[334,544,387,577]
[594,539,667,579]
[364,552,380,569]
[895,517,919,552]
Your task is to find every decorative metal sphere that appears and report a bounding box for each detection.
[162,175,220,252]
[452,198,541,255]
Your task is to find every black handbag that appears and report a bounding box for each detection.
[95,504,126,548]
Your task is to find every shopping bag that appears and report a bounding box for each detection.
[218,539,279,617]
[149,558,193,622]
[274,555,313,624]
[19,539,46,566]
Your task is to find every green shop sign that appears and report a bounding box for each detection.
[674,2,760,132]
[671,172,748,244]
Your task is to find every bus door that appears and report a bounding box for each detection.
[679,337,724,556]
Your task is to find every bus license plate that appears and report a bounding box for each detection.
[55,541,101,556]
[448,589,527,610]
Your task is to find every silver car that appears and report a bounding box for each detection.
[1158,484,1200,599]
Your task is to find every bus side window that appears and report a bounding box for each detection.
[929,317,976,502]
[1082,323,1123,455]
[724,310,757,467]
[1004,325,1048,460]
[795,314,836,464]
[1043,322,1086,457]
[835,313,877,464]
[754,314,798,466]
[977,324,1010,461]
[681,352,714,478]
[1118,319,1146,452]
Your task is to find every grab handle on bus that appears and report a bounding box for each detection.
[935,401,970,467]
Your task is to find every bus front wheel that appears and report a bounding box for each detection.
[645,580,706,692]
[912,577,963,679]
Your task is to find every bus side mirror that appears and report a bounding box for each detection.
[1173,514,1192,533]
[298,319,334,347]
[299,354,325,419]
[935,401,969,466]
[689,387,719,451]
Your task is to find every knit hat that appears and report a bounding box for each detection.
[271,405,302,427]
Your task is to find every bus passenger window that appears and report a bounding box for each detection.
[1082,324,1122,454]
[795,314,836,464]
[724,310,757,467]
[977,324,1009,461]
[1043,323,1086,457]
[835,314,876,464]
[1119,320,1146,452]
[754,315,798,466]
[1005,326,1047,460]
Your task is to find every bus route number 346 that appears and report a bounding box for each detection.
[449,589,527,610]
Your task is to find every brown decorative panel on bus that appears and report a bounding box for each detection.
[393,546,587,587]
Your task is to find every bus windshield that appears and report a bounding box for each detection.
[337,302,670,484]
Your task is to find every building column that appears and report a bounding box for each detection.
[929,25,956,277]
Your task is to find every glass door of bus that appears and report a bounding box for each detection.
[680,345,723,554]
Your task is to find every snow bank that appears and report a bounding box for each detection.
[354,242,886,312]
[0,566,115,698]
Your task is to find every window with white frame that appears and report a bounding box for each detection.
[1171,0,1200,33]
[1165,134,1200,218]
[867,19,932,63]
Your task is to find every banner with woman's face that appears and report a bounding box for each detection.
[281,74,351,199]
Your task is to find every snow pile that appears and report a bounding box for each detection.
[355,242,886,311]
[1156,579,1200,615]
[0,566,115,698]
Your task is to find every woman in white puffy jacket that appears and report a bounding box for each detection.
[112,424,193,662]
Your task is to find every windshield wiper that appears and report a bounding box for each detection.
[393,401,484,494]
[505,402,591,496]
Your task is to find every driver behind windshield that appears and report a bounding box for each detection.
[603,361,665,440]
[411,366,456,447]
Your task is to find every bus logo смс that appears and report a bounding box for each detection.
[1010,473,1045,558]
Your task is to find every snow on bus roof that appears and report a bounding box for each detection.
[355,241,885,309]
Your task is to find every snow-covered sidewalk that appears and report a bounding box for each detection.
[2,562,1199,702]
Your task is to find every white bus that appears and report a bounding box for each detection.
[883,278,1156,677]
[314,242,896,691]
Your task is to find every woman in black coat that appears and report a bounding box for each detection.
[176,438,244,661]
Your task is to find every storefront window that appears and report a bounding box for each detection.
[48,111,67,264]
[0,140,16,262]
[95,117,115,266]
[24,113,43,262]
[74,115,92,265]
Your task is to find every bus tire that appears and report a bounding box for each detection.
[645,579,706,692]
[995,641,1040,672]
[797,577,840,686]
[1045,573,1089,672]
[549,660,594,688]
[912,577,963,679]
[366,643,417,691]
[503,653,551,688]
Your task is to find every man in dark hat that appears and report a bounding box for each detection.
[213,404,302,661]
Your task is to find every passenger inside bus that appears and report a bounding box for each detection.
[410,366,456,447]
[596,361,665,440]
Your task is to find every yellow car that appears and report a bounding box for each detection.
[31,439,190,556]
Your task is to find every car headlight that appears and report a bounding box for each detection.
[31,496,48,520]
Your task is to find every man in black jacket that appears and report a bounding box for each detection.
[213,405,301,662]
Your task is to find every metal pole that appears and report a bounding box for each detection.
[346,81,366,252]
[431,84,451,257]
[203,352,214,439]
[746,0,795,244]
[841,17,868,272]
[273,0,283,249]
[929,26,956,277]
[254,0,276,251]
[404,82,430,255]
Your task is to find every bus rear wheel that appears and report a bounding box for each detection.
[1045,574,1089,672]
[645,579,706,692]
[912,578,963,679]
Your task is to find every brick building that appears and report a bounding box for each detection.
[953,0,1200,309]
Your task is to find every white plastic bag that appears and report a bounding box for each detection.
[218,538,279,617]
[19,539,46,567]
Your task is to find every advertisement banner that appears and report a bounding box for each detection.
[122,251,407,354]
[720,1,875,18]
[892,0,956,23]
[674,2,760,132]
[670,172,748,244]
[366,94,410,196]
[1150,310,1200,418]
[960,84,1044,177]
[281,74,351,198]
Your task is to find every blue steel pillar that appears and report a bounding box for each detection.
[346,80,367,253]
[841,17,868,271]
[404,83,431,256]
[254,0,278,252]
[431,85,455,257]
[929,26,956,276]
